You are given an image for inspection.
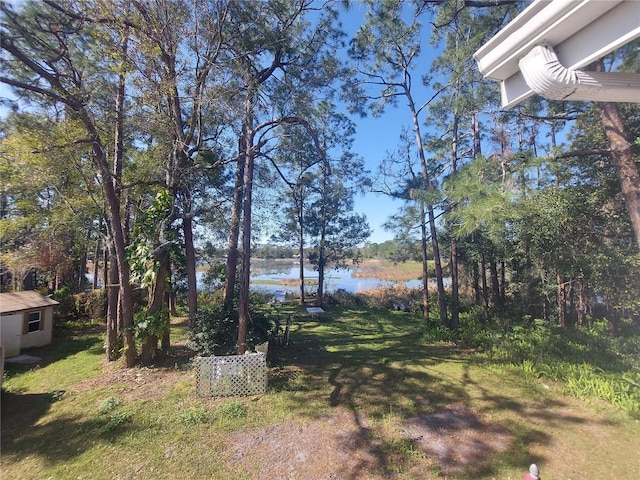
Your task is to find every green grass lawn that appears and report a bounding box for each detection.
[2,308,639,479]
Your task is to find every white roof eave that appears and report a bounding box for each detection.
[473,0,640,108]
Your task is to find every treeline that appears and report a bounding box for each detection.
[253,240,425,262]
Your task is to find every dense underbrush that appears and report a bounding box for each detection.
[485,320,640,417]
[188,290,277,356]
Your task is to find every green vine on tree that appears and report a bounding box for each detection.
[126,190,176,350]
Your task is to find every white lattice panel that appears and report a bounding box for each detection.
[196,353,267,397]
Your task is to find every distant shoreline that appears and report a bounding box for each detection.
[250,258,425,283]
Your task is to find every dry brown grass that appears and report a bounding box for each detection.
[352,259,425,282]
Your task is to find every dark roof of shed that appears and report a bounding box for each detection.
[0,291,59,315]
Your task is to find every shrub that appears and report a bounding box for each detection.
[484,318,640,416]
[359,285,424,313]
[219,401,247,419]
[98,396,123,414]
[76,290,107,321]
[325,289,365,308]
[614,334,640,369]
[178,407,210,426]
[455,311,496,350]
[188,299,277,356]
[52,287,78,322]
[188,304,237,356]
[422,319,454,343]
[104,411,132,431]
[52,288,107,324]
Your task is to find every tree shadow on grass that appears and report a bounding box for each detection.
[461,362,592,427]
[267,308,611,478]
[1,390,59,437]
[153,344,198,370]
[268,314,477,479]
[270,310,473,420]
[1,390,134,466]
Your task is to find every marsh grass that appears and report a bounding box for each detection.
[2,307,639,479]
[351,259,427,281]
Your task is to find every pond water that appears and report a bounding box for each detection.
[252,266,423,294]
[89,262,440,294]
[197,262,426,294]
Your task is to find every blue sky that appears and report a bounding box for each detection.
[336,3,443,244]
[349,110,407,244]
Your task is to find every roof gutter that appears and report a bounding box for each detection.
[519,44,640,103]
[473,0,640,108]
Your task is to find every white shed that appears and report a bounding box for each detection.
[0,291,59,358]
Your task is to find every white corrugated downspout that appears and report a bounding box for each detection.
[519,44,640,103]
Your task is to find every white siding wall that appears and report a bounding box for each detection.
[0,306,54,357]
[0,313,23,357]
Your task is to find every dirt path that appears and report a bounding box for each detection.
[225,404,514,479]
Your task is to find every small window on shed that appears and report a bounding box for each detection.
[26,310,42,333]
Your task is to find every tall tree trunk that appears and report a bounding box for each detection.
[106,242,119,361]
[93,236,101,290]
[449,115,460,329]
[102,198,134,367]
[480,255,489,322]
[577,278,587,326]
[167,262,178,317]
[407,90,447,327]
[490,259,500,306]
[420,206,430,321]
[428,199,447,326]
[183,210,198,328]
[473,260,480,305]
[238,142,254,355]
[557,272,566,327]
[450,240,459,329]
[141,249,169,364]
[224,145,246,308]
[67,105,135,365]
[102,243,109,291]
[314,149,335,309]
[117,261,135,367]
[317,252,325,308]
[237,86,255,354]
[500,260,506,305]
[315,209,327,307]
[102,146,135,367]
[109,25,135,367]
[298,201,306,305]
[596,98,640,248]
[77,232,89,292]
[568,279,576,326]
